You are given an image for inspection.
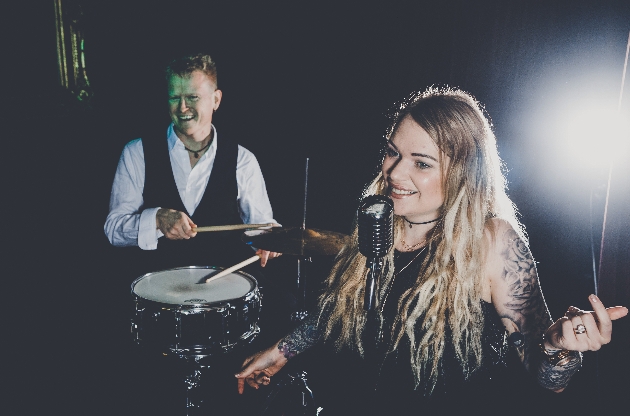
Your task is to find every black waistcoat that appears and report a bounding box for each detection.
[140,128,253,271]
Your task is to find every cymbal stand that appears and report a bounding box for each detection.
[292,158,310,322]
[292,255,311,322]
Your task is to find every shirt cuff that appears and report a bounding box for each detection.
[138,207,162,250]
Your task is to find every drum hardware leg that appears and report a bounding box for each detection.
[184,366,203,414]
[130,321,140,343]
[259,370,322,416]
[289,371,316,412]
[178,355,210,416]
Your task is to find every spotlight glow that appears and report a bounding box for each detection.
[557,100,629,167]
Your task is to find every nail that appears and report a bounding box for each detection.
[589,294,599,303]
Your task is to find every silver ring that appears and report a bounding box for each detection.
[574,324,586,335]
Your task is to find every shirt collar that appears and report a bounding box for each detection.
[167,123,218,153]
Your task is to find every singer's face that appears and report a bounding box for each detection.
[382,116,447,222]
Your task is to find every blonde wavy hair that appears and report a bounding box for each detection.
[318,87,525,391]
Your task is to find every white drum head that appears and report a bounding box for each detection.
[132,267,255,305]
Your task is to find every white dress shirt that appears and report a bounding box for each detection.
[105,124,275,250]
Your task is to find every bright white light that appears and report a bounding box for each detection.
[557,100,629,167]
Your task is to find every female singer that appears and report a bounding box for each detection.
[235,87,627,414]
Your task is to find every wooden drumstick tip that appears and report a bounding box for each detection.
[204,254,261,283]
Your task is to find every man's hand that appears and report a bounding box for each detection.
[156,208,197,240]
[256,249,282,267]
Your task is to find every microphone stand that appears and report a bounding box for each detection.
[364,257,384,357]
[364,257,382,312]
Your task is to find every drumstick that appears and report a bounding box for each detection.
[192,223,275,232]
[205,255,261,283]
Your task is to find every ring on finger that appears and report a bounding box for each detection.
[574,324,587,335]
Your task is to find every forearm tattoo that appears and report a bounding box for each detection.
[537,353,582,391]
[498,229,551,368]
[498,228,581,389]
[277,315,320,360]
[157,209,182,231]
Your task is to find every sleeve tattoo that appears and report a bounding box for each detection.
[498,228,581,390]
[277,315,321,360]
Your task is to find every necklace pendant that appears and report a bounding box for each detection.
[194,152,199,158]
[409,222,413,229]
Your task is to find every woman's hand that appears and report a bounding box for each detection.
[543,294,628,352]
[235,342,288,394]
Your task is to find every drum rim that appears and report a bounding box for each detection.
[130,265,259,308]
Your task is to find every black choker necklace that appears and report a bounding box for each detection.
[403,216,441,228]
[184,141,211,158]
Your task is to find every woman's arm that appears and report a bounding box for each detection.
[236,314,321,393]
[486,220,578,392]
[487,220,627,392]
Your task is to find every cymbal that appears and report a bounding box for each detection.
[242,227,350,256]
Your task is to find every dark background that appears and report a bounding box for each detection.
[6,0,629,415]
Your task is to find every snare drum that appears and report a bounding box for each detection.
[131,266,261,356]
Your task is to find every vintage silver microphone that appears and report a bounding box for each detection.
[358,195,393,311]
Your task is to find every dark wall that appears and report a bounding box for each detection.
[78,0,629,313]
[7,1,629,415]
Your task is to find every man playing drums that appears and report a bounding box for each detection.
[105,52,280,270]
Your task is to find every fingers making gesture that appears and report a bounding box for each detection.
[543,294,628,352]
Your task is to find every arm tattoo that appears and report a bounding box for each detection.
[498,229,551,369]
[277,315,320,360]
[537,354,582,391]
[157,209,182,231]
[498,228,581,389]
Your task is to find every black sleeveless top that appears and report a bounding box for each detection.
[367,249,510,413]
[314,248,513,416]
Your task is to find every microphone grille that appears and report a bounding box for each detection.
[357,195,393,258]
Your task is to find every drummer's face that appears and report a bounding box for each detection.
[168,70,222,142]
[382,116,447,222]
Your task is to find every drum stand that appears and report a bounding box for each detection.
[179,355,206,416]
[179,353,251,416]
[258,370,321,416]
[175,352,240,416]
